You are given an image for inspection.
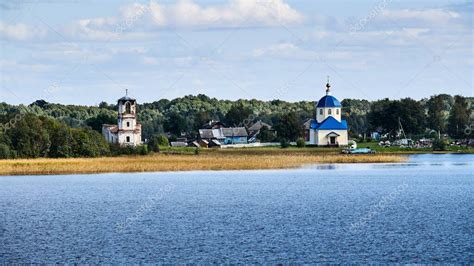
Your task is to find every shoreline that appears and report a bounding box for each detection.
[0,153,408,176]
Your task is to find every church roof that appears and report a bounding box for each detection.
[316,95,342,108]
[118,96,136,101]
[310,116,348,130]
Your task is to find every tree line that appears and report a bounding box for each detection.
[0,94,472,158]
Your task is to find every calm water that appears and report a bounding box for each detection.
[1,154,473,263]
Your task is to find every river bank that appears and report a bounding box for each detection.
[0,153,407,176]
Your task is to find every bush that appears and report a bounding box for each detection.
[136,145,149,155]
[110,144,150,156]
[0,143,13,159]
[148,134,169,152]
[296,138,306,148]
[432,138,446,151]
[280,139,290,148]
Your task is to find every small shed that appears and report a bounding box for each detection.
[170,141,188,147]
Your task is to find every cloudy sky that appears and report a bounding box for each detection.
[0,0,472,105]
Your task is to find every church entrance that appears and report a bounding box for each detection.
[330,136,337,145]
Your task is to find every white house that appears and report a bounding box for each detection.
[306,82,349,146]
[102,91,142,146]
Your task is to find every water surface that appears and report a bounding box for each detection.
[1,154,473,263]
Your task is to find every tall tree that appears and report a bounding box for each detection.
[274,112,304,141]
[224,102,253,127]
[85,113,116,132]
[5,114,51,158]
[427,95,446,133]
[163,111,187,136]
[447,95,470,139]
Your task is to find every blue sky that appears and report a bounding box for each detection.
[0,0,472,105]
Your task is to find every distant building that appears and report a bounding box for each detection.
[198,127,248,145]
[222,128,248,144]
[306,81,349,146]
[248,120,274,142]
[102,91,142,146]
[201,120,226,129]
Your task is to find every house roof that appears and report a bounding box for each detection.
[310,116,348,130]
[210,139,222,146]
[303,118,313,129]
[199,129,225,139]
[248,121,272,131]
[102,124,118,133]
[316,95,342,108]
[199,127,248,138]
[170,142,188,147]
[221,127,248,137]
[201,120,226,129]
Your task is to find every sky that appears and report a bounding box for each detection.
[0,0,472,105]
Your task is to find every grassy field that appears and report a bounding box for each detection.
[0,152,407,176]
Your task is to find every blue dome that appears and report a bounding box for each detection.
[316,95,341,108]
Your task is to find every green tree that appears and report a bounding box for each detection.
[432,137,446,151]
[258,126,275,142]
[274,112,304,141]
[164,112,187,136]
[43,118,74,158]
[193,111,212,131]
[71,128,110,157]
[86,113,116,132]
[427,95,446,133]
[296,138,306,148]
[224,102,253,127]
[148,134,169,152]
[0,143,13,159]
[447,95,470,138]
[6,114,51,158]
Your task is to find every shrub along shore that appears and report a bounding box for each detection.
[0,151,407,176]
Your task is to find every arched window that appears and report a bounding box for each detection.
[127,122,130,127]
[336,109,339,115]
[328,109,332,115]
[319,109,323,115]
[126,136,130,142]
[125,102,131,114]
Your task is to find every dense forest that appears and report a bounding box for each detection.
[0,94,472,159]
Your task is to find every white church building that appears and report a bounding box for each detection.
[305,81,349,146]
[102,91,142,146]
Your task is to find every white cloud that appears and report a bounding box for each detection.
[0,59,53,72]
[252,42,356,61]
[141,56,158,65]
[0,21,47,40]
[381,9,460,24]
[126,0,304,28]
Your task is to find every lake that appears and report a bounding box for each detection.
[1,154,473,263]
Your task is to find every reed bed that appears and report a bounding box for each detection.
[0,153,407,176]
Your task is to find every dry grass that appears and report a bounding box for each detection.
[0,153,407,176]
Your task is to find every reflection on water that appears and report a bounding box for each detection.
[304,154,474,172]
[0,154,473,264]
[314,164,337,170]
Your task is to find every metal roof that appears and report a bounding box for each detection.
[316,95,342,108]
[310,116,348,130]
[221,127,248,137]
[118,96,136,101]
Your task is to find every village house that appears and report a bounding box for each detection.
[305,81,349,146]
[247,120,274,142]
[198,126,248,146]
[102,91,142,146]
